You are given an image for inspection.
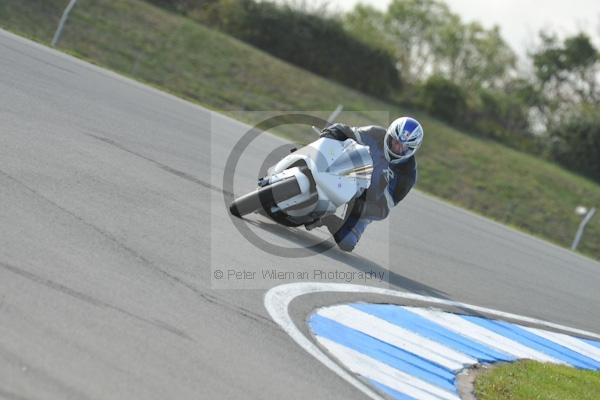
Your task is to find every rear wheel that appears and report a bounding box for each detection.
[229,177,301,218]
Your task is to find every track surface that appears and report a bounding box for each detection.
[1,29,599,400]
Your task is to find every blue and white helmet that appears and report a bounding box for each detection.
[384,117,424,164]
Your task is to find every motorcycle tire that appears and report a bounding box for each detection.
[229,177,301,218]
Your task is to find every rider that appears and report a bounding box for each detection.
[313,117,424,252]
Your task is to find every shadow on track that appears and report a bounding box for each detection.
[243,217,450,300]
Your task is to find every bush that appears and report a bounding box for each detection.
[550,111,600,182]
[415,76,540,153]
[144,0,215,13]
[145,0,401,97]
[470,88,533,144]
[418,75,466,124]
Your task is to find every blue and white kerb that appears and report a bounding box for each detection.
[309,303,600,400]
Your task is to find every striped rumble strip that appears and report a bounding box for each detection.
[308,304,600,400]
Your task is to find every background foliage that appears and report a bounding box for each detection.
[146,0,401,96]
[144,0,600,183]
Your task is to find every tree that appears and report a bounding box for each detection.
[446,23,516,89]
[385,0,454,83]
[550,109,600,182]
[343,4,391,52]
[344,0,530,147]
[470,80,537,147]
[528,31,600,179]
[345,0,516,89]
[531,32,600,128]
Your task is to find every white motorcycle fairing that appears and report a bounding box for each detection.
[229,137,373,226]
[266,138,373,221]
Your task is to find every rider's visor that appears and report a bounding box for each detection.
[388,136,409,158]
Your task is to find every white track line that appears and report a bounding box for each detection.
[318,305,476,370]
[264,286,385,399]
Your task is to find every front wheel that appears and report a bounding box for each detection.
[229,177,301,218]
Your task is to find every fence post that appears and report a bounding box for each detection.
[326,104,344,126]
[52,0,79,47]
[571,207,596,251]
[311,105,344,135]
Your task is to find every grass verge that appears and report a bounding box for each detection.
[475,360,600,400]
[1,0,599,259]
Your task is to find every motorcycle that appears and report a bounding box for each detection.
[229,137,373,228]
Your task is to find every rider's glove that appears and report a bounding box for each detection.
[320,127,347,141]
[320,123,357,142]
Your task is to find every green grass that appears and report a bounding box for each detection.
[1,0,599,260]
[475,360,600,400]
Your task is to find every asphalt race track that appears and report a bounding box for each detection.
[1,28,600,400]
